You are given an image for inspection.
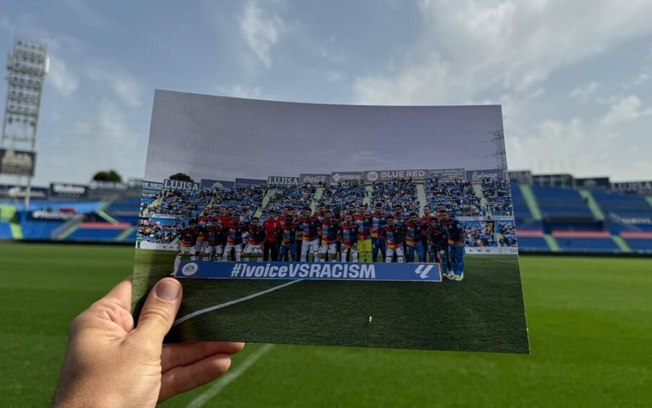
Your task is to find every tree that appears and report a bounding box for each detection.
[169,172,193,182]
[92,169,122,182]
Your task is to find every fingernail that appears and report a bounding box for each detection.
[156,279,181,301]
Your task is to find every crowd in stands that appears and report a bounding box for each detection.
[481,179,514,216]
[319,180,367,212]
[463,222,497,247]
[143,189,212,219]
[137,218,178,243]
[137,176,519,249]
[498,221,517,246]
[370,179,418,213]
[425,178,482,217]
[211,185,266,213]
[266,185,316,214]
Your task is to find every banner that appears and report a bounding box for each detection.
[29,210,77,220]
[49,182,88,198]
[610,181,652,194]
[429,168,466,181]
[465,246,519,255]
[267,176,300,186]
[200,179,235,190]
[138,241,179,251]
[299,173,331,185]
[142,180,163,195]
[89,180,128,191]
[532,173,574,188]
[175,261,442,282]
[0,148,36,177]
[364,169,428,182]
[0,184,49,199]
[466,169,505,182]
[163,179,200,191]
[508,170,532,184]
[331,171,363,183]
[575,177,610,189]
[235,178,267,187]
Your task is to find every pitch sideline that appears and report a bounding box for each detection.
[173,279,303,326]
[185,343,274,408]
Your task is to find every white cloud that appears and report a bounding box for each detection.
[507,95,652,180]
[600,95,643,127]
[225,84,263,99]
[238,0,285,69]
[112,76,143,107]
[84,67,143,107]
[47,56,79,96]
[353,0,652,104]
[570,81,600,102]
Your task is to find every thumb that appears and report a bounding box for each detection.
[135,278,182,343]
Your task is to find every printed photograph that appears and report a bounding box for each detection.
[132,90,529,353]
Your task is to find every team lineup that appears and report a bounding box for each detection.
[170,202,466,281]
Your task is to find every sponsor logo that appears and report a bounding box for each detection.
[5,186,48,198]
[380,170,426,179]
[366,171,379,182]
[142,181,163,191]
[164,179,200,191]
[31,210,77,220]
[470,170,501,181]
[268,176,299,186]
[182,262,199,276]
[51,183,87,195]
[331,172,363,182]
[302,175,328,184]
[414,264,434,279]
[89,181,127,191]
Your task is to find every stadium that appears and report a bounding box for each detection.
[3,170,650,255]
[1,25,651,408]
[2,165,651,406]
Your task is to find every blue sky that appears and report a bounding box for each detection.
[1,0,651,186]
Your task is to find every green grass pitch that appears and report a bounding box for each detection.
[1,242,650,407]
[132,250,528,352]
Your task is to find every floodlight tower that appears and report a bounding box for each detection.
[1,38,49,209]
[488,130,507,176]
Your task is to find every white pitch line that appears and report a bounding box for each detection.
[174,279,303,326]
[185,343,274,408]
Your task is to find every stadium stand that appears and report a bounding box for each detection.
[620,231,652,253]
[104,197,141,225]
[552,230,620,252]
[370,179,419,212]
[319,180,366,213]
[67,222,130,241]
[21,219,65,240]
[514,230,549,252]
[424,179,481,217]
[592,190,652,232]
[0,221,12,239]
[3,171,651,255]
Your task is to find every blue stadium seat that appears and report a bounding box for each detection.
[67,228,124,240]
[624,238,652,252]
[555,237,619,252]
[0,221,12,239]
[21,220,65,239]
[515,236,549,251]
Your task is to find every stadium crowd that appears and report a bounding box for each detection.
[137,175,519,281]
[425,179,483,217]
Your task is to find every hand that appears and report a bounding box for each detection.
[52,278,244,407]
